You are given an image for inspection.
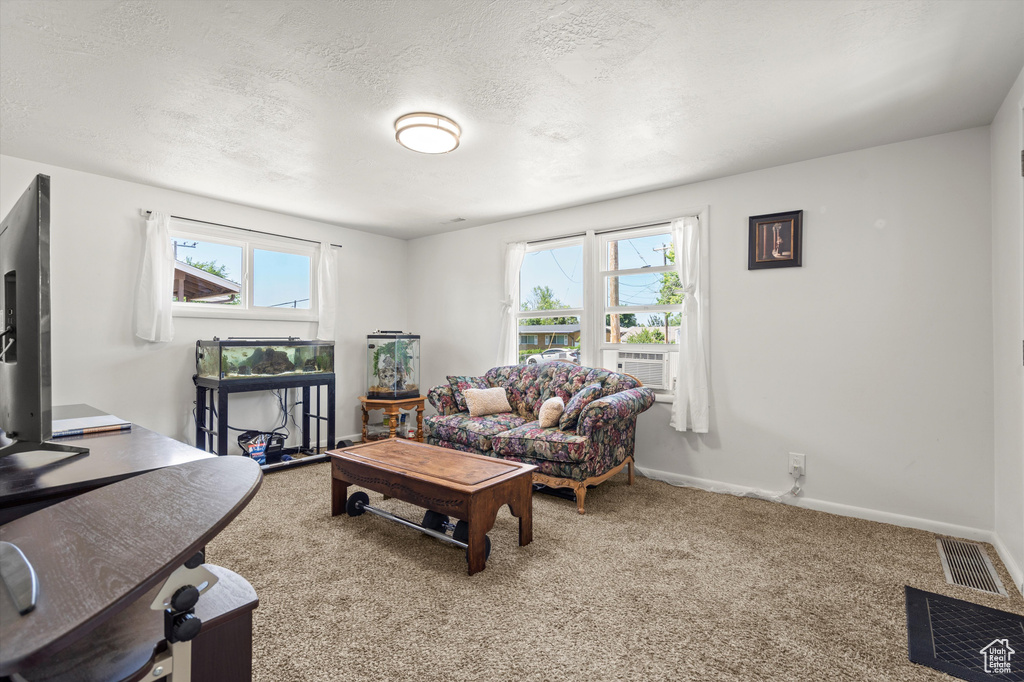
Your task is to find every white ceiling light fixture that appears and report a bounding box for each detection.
[395,113,461,154]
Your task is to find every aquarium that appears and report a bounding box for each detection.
[367,332,420,399]
[196,338,335,381]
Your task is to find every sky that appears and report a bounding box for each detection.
[519,233,673,312]
[173,239,311,308]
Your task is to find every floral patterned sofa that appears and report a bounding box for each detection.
[425,362,656,514]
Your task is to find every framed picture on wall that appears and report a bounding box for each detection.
[748,210,802,270]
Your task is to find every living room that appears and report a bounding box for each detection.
[1,1,1022,681]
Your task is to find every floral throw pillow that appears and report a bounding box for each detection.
[447,375,489,413]
[559,382,604,431]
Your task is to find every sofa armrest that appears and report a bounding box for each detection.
[577,387,656,437]
[427,384,461,416]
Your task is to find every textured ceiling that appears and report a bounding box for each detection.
[2,0,1022,239]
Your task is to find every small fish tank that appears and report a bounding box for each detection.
[367,332,420,399]
[197,337,335,381]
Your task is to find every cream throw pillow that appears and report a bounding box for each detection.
[538,397,565,428]
[464,387,512,417]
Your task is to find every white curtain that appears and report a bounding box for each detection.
[316,242,338,341]
[134,211,174,342]
[670,216,709,433]
[496,241,527,366]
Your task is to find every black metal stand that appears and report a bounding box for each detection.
[194,374,335,471]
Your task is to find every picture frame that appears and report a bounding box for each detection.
[748,210,802,270]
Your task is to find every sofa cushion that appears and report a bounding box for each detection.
[485,361,591,419]
[447,375,489,412]
[425,413,528,452]
[559,382,603,431]
[491,422,589,463]
[584,368,642,396]
[538,362,594,405]
[464,387,512,417]
[538,396,564,428]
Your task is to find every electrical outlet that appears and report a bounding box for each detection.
[789,452,806,477]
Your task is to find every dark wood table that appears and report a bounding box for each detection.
[0,456,262,680]
[0,405,213,525]
[329,439,535,575]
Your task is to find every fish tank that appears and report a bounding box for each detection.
[367,332,420,399]
[196,337,335,381]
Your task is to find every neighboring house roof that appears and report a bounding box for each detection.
[518,324,580,334]
[174,260,241,302]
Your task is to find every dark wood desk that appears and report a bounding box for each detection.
[0,457,262,681]
[0,405,213,525]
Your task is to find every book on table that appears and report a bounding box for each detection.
[51,414,131,439]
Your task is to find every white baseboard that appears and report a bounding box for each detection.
[636,465,1023,597]
[991,532,1024,597]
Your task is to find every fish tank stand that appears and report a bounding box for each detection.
[193,338,335,471]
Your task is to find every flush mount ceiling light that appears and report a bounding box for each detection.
[395,113,461,154]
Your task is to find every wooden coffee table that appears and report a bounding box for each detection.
[329,439,535,575]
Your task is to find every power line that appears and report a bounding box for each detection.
[547,249,580,284]
[628,239,650,267]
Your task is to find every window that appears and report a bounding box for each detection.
[512,214,707,392]
[602,228,682,346]
[170,220,317,320]
[517,238,584,364]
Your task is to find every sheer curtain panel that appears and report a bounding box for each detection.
[497,242,527,366]
[134,211,175,342]
[670,216,709,432]
[316,242,338,341]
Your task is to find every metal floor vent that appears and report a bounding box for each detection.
[935,537,1007,597]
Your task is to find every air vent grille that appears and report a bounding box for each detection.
[936,537,1007,597]
[618,351,666,361]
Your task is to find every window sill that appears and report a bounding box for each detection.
[172,305,317,323]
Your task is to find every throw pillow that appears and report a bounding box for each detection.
[538,397,565,428]
[447,375,489,412]
[464,387,513,417]
[559,382,604,431]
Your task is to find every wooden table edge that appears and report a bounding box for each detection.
[328,447,536,493]
[0,459,263,675]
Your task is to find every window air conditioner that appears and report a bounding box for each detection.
[616,351,671,390]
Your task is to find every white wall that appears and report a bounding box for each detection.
[409,128,995,536]
[990,64,1024,592]
[0,155,408,450]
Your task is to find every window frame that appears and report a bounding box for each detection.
[512,209,708,401]
[169,220,319,322]
[598,223,682,353]
[515,235,585,326]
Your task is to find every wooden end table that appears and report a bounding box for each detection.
[359,395,425,442]
[329,439,535,575]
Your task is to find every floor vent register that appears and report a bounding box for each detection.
[937,537,1008,597]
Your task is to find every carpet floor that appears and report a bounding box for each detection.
[207,462,1023,682]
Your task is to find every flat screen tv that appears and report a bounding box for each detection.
[0,174,87,462]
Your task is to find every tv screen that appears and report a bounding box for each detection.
[0,174,86,461]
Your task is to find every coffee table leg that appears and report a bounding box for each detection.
[331,475,350,517]
[506,478,533,547]
[466,499,501,575]
[467,522,489,575]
